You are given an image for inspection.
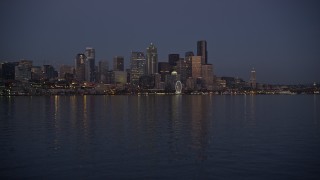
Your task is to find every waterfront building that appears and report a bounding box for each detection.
[130,51,146,85]
[197,40,207,64]
[113,56,124,71]
[146,43,158,75]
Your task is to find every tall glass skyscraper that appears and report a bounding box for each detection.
[130,52,146,84]
[146,43,158,75]
[197,40,207,64]
[85,47,95,82]
[75,53,86,82]
[113,56,124,71]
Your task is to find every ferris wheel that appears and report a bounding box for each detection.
[175,81,182,94]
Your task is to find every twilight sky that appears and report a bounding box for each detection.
[1,0,319,84]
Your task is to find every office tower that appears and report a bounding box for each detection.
[158,62,171,82]
[146,43,158,75]
[43,65,57,80]
[197,40,207,64]
[191,56,202,79]
[250,68,257,89]
[1,62,18,80]
[85,47,95,82]
[15,60,33,81]
[168,54,180,66]
[113,56,124,71]
[176,58,188,84]
[185,51,194,78]
[130,51,146,84]
[75,53,86,82]
[201,64,213,89]
[98,60,109,83]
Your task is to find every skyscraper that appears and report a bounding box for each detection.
[75,53,86,82]
[15,60,33,81]
[201,64,213,89]
[85,47,95,82]
[130,52,146,84]
[168,54,180,66]
[191,56,202,79]
[185,51,194,79]
[98,60,109,83]
[197,40,207,64]
[146,43,158,75]
[250,68,257,89]
[113,56,124,71]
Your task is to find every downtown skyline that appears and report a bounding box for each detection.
[1,0,320,84]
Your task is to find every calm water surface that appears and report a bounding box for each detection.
[1,95,320,179]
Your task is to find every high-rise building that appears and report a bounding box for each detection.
[130,51,146,85]
[250,68,256,89]
[146,43,158,75]
[15,60,33,81]
[158,62,171,82]
[176,58,188,84]
[185,51,194,78]
[168,54,180,66]
[75,53,86,82]
[98,60,109,83]
[191,56,202,79]
[197,40,207,64]
[85,47,95,82]
[201,64,213,89]
[113,56,124,71]
[1,62,17,80]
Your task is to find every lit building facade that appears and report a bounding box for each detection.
[130,51,146,85]
[15,60,33,81]
[146,43,158,75]
[191,56,202,79]
[85,47,95,82]
[75,53,86,82]
[250,68,257,89]
[201,64,213,89]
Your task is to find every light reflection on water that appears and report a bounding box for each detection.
[0,95,320,179]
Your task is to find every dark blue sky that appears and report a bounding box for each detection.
[1,0,319,84]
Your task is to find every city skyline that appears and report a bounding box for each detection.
[1,0,320,84]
